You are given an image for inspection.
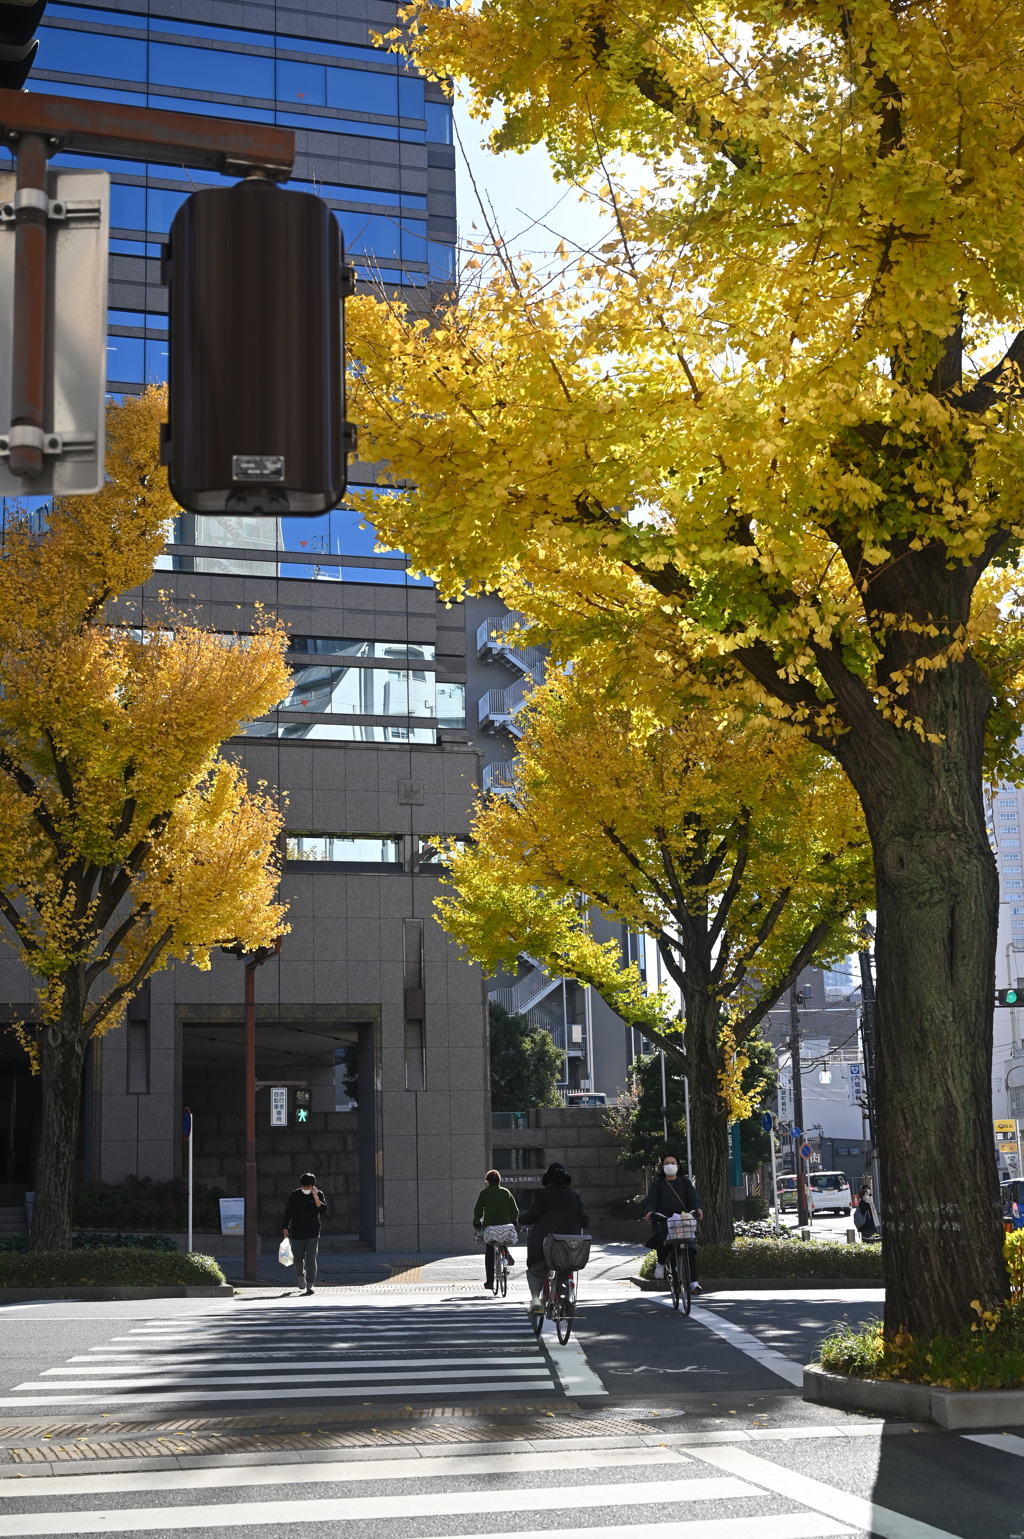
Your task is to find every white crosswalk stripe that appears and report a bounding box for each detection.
[0,1442,873,1537]
[0,1299,562,1409]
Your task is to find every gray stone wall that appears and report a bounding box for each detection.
[491,1107,644,1241]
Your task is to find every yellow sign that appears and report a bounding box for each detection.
[995,1120,1017,1133]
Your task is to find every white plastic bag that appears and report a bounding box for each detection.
[278,1237,293,1267]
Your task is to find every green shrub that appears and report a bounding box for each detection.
[73,1175,226,1232]
[0,1248,225,1288]
[0,1232,178,1255]
[732,1195,770,1221]
[639,1237,883,1279]
[818,1302,1024,1390]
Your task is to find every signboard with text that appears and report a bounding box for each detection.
[270,1087,288,1127]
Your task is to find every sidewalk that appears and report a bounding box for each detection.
[223,1241,647,1289]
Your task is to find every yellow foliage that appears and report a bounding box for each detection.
[1005,1231,1024,1299]
[0,388,292,1056]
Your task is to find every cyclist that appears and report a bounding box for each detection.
[643,1151,703,1295]
[518,1162,588,1315]
[473,1168,519,1290]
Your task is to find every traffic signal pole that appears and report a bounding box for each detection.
[789,981,810,1226]
[241,940,281,1284]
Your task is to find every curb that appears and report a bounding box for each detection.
[0,1285,233,1300]
[803,1363,1024,1428]
[630,1276,883,1292]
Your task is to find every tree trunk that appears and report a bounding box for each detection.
[29,971,89,1252]
[684,997,734,1245]
[836,657,1007,1338]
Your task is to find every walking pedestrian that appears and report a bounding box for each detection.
[643,1151,703,1294]
[282,1172,327,1294]
[854,1183,880,1241]
[473,1168,520,1290]
[518,1162,588,1315]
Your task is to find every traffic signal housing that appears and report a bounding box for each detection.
[997,989,1022,1007]
[0,0,46,90]
[161,177,356,514]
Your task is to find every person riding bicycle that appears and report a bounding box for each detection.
[473,1168,520,1290]
[643,1151,703,1295]
[518,1162,589,1315]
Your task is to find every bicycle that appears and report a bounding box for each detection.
[489,1240,510,1297]
[652,1210,697,1315]
[529,1232,592,1343]
[478,1224,517,1298]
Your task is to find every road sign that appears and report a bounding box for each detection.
[800,1142,813,1159]
[270,1086,288,1126]
[848,1063,864,1104]
[761,1110,775,1133]
[0,166,108,494]
[791,1126,801,1140]
[181,1107,192,1140]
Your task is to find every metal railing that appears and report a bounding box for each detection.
[489,962,561,1017]
[476,612,546,679]
[482,761,517,795]
[478,680,530,736]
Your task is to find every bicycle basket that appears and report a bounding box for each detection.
[543,1233,592,1272]
[667,1214,697,1241]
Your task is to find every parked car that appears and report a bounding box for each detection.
[776,1171,852,1215]
[1002,1179,1024,1231]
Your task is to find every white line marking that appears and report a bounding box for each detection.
[43,1360,548,1385]
[690,1444,964,1539]
[962,1433,1024,1458]
[22,1365,552,1392]
[0,1444,690,1499]
[0,1376,556,1407]
[541,1331,609,1396]
[0,1476,754,1534]
[681,1303,805,1386]
[410,1525,852,1539]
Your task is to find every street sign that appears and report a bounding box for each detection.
[791,1126,802,1140]
[270,1086,288,1126]
[0,166,108,494]
[181,1107,192,1140]
[761,1110,775,1133]
[995,1119,1017,1134]
[848,1063,864,1104]
[800,1142,813,1159]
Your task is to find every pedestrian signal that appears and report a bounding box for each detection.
[161,178,356,515]
[295,1088,310,1123]
[998,989,1021,1007]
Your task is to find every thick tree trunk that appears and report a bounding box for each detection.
[30,971,89,1252]
[836,657,1007,1338]
[684,997,734,1245]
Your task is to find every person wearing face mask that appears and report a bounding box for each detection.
[282,1172,328,1295]
[643,1153,703,1294]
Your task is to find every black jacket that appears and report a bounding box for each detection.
[518,1186,589,1240]
[282,1187,327,1239]
[644,1173,700,1220]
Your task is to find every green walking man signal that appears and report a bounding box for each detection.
[295,1088,310,1123]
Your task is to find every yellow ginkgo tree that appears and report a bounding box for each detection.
[437,667,872,1243]
[0,387,292,1252]
[349,0,1024,1335]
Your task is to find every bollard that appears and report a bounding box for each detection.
[847,1228,858,1245]
[799,1225,811,1242]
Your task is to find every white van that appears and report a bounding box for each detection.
[776,1171,852,1215]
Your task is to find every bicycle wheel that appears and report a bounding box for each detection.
[668,1247,682,1311]
[531,1279,547,1335]
[555,1276,575,1343]
[498,1254,508,1298]
[488,1245,500,1296]
[678,1243,692,1316]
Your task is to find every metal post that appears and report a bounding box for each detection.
[684,1074,693,1179]
[244,955,258,1284]
[187,1119,193,1254]
[10,132,50,479]
[789,980,810,1226]
[660,1049,669,1144]
[857,940,881,1212]
[769,1122,780,1235]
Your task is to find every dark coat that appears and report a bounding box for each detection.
[282,1187,327,1239]
[644,1173,700,1221]
[518,1186,589,1262]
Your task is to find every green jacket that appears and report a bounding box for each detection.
[473,1183,519,1228]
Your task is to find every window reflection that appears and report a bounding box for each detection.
[288,637,436,661]
[282,665,436,718]
[286,834,403,863]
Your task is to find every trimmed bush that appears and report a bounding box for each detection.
[0,1232,178,1255]
[74,1175,226,1231]
[639,1236,883,1280]
[0,1248,225,1288]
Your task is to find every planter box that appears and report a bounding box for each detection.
[804,1363,1024,1428]
[631,1276,883,1292]
[0,1284,234,1300]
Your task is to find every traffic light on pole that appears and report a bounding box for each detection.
[161,178,356,514]
[0,0,46,90]
[998,989,1022,1007]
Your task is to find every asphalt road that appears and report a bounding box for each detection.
[1,1276,1022,1538]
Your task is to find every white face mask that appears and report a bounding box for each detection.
[663,1164,678,1178]
[301,1186,313,1195]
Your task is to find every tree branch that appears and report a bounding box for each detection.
[959,331,1024,415]
[83,925,173,1035]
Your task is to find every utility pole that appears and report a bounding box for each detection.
[789,980,810,1226]
[224,938,282,1283]
[858,934,881,1210]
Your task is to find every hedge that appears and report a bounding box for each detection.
[0,1248,225,1288]
[639,1237,883,1280]
[0,1232,178,1255]
[74,1176,226,1231]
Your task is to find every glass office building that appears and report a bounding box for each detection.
[0,1,489,1254]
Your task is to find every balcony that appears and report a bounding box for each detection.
[476,612,546,679]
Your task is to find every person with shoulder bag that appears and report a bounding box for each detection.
[854,1184,880,1241]
[518,1162,588,1314]
[643,1151,703,1294]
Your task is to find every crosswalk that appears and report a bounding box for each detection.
[0,1439,914,1538]
[0,1299,562,1411]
